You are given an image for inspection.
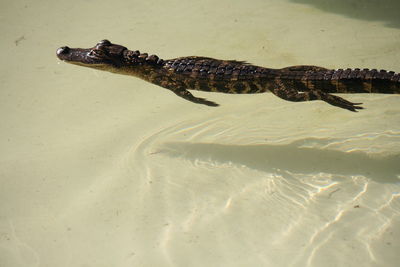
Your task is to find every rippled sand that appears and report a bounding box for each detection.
[1,0,400,266]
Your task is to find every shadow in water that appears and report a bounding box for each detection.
[159,139,400,183]
[290,0,400,28]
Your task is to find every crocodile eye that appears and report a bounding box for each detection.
[98,39,111,46]
[88,49,105,58]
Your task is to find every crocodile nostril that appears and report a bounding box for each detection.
[56,46,70,55]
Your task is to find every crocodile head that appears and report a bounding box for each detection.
[56,40,128,72]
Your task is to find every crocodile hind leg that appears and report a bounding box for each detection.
[270,78,363,112]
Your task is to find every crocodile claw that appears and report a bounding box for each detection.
[323,94,364,112]
[194,97,219,107]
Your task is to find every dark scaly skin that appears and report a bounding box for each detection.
[56,40,400,112]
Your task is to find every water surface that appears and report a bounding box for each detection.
[0,0,399,266]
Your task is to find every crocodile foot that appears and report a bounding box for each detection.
[321,93,364,112]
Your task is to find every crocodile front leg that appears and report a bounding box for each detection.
[154,76,219,107]
[270,78,363,112]
[173,89,219,107]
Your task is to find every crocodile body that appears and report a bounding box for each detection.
[56,40,400,112]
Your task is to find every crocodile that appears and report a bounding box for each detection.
[56,39,400,112]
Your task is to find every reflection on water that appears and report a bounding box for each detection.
[2,0,400,266]
[291,0,400,28]
[160,140,400,183]
[131,112,400,266]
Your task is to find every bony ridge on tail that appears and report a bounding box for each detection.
[57,39,400,112]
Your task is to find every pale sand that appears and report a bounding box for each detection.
[0,0,399,266]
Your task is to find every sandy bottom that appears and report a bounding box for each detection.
[1,0,400,266]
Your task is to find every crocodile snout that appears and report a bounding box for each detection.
[56,46,70,58]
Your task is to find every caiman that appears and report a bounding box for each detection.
[56,39,400,112]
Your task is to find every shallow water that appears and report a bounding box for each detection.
[1,0,400,266]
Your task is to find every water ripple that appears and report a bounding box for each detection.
[127,106,400,266]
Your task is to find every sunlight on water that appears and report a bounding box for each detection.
[128,101,400,266]
[1,0,400,266]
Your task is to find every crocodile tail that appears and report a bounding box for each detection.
[328,68,400,94]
